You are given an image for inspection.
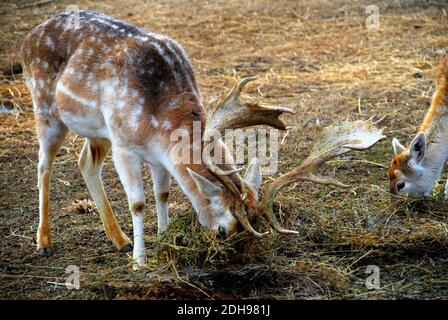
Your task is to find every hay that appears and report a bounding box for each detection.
[62,199,98,215]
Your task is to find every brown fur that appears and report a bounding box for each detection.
[159,192,169,203]
[419,55,448,132]
[89,140,109,167]
[132,201,145,213]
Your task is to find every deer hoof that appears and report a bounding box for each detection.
[120,243,133,253]
[38,247,53,257]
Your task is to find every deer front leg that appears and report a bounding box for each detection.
[78,138,132,252]
[113,147,146,270]
[36,120,67,256]
[150,164,171,234]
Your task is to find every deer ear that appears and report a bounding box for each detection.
[392,137,406,155]
[244,158,262,192]
[186,168,222,199]
[410,132,427,164]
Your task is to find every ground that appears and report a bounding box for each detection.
[1,0,448,299]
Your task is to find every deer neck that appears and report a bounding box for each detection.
[419,82,448,180]
[151,140,225,228]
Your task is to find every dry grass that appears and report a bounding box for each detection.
[1,0,448,299]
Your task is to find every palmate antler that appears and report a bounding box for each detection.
[203,77,386,237]
[259,117,386,235]
[204,77,294,176]
[203,77,296,236]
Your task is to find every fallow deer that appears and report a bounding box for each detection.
[21,10,298,268]
[22,10,385,269]
[389,55,448,198]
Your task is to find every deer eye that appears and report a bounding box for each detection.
[397,181,405,191]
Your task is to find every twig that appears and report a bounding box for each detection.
[171,261,212,299]
[16,0,54,10]
[347,249,374,269]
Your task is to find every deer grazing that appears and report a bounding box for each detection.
[22,10,385,269]
[389,55,448,198]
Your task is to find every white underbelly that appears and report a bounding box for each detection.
[59,110,109,139]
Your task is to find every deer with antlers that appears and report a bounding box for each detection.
[389,55,448,198]
[22,10,385,268]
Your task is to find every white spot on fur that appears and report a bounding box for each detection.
[161,119,172,130]
[116,100,126,109]
[150,116,159,128]
[45,36,55,51]
[168,99,178,109]
[129,105,143,132]
[119,85,128,98]
[137,36,148,41]
[131,90,140,98]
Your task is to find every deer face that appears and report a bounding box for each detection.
[186,158,263,238]
[389,132,431,196]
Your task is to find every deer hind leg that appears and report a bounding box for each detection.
[150,164,171,234]
[112,147,146,269]
[78,138,132,251]
[36,118,67,257]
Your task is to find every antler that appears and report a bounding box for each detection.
[203,77,295,176]
[203,77,295,236]
[207,77,294,132]
[259,117,386,235]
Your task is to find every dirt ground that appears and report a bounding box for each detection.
[1,0,448,299]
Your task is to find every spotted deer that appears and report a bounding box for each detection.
[21,10,299,268]
[389,55,448,198]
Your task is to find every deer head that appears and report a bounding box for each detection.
[188,77,386,237]
[388,55,448,197]
[388,133,433,196]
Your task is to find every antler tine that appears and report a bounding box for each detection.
[260,118,386,235]
[233,205,269,237]
[227,76,257,101]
